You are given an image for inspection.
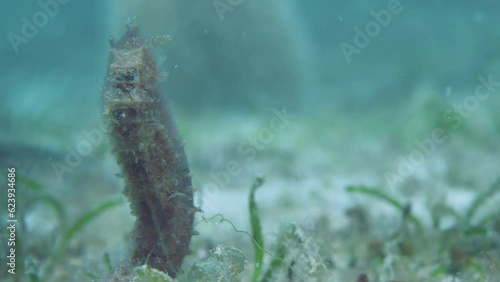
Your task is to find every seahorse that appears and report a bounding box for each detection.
[101,22,196,278]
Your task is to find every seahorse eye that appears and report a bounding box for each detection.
[111,107,139,138]
[113,108,137,121]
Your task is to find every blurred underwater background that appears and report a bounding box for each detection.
[1,0,500,281]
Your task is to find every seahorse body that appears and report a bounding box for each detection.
[101,23,195,278]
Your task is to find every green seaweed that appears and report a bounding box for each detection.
[249,176,265,282]
[24,256,40,282]
[55,198,122,256]
[465,178,500,222]
[346,186,424,233]
[17,176,66,226]
[103,253,114,274]
[259,240,287,282]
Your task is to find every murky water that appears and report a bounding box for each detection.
[1,1,500,281]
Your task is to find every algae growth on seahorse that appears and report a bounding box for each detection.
[101,22,197,278]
